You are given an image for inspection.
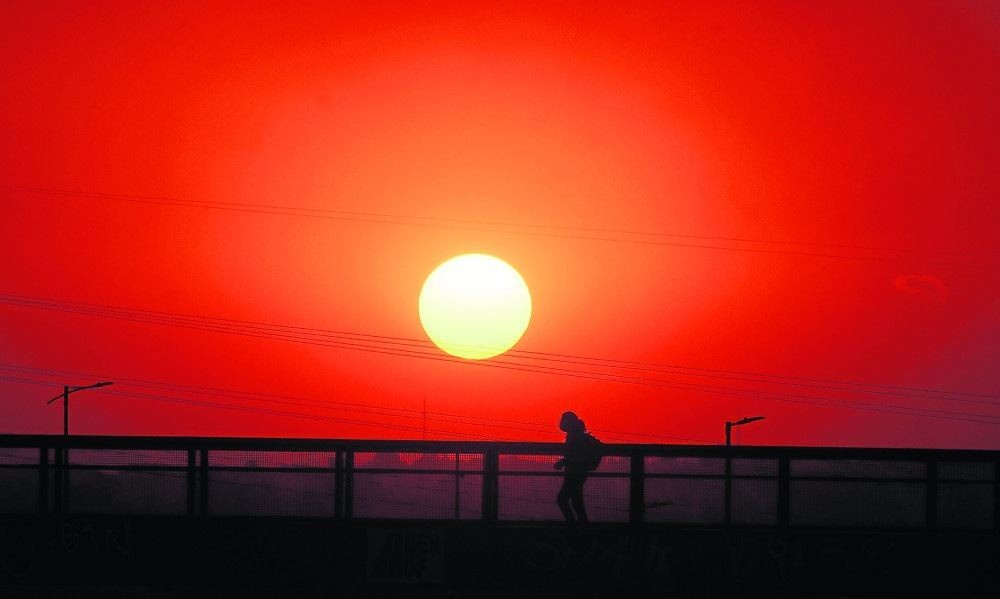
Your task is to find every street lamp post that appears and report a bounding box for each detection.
[45,381,113,513]
[46,381,114,436]
[725,415,765,447]
[723,415,765,525]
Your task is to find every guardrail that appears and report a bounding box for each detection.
[0,435,996,531]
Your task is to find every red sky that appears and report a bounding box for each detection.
[1,1,998,448]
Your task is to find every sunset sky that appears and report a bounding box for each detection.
[1,1,998,448]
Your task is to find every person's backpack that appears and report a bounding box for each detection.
[582,432,604,471]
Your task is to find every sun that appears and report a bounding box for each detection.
[419,254,532,360]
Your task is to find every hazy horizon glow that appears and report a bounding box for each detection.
[0,1,997,448]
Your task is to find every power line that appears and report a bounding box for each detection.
[2,296,999,427]
[3,299,998,427]
[0,374,517,441]
[0,369,702,443]
[2,291,996,403]
[3,186,986,263]
[4,292,999,415]
[0,365,711,444]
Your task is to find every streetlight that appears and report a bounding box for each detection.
[46,381,114,436]
[723,415,765,526]
[725,415,765,447]
[45,381,112,513]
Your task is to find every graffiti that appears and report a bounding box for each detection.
[60,520,134,558]
[729,533,805,584]
[860,536,900,576]
[817,534,901,579]
[642,534,674,577]
[367,528,445,583]
[0,519,134,580]
[728,532,906,590]
[767,534,803,582]
[524,532,674,579]
[525,533,600,572]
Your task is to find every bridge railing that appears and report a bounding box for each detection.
[0,435,996,531]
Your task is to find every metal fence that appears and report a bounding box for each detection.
[1,435,996,530]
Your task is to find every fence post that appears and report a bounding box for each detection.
[334,450,345,519]
[994,460,999,536]
[344,450,354,520]
[630,452,645,525]
[482,449,499,523]
[777,456,790,528]
[724,450,732,527]
[926,459,937,530]
[993,460,1000,535]
[38,446,49,514]
[198,448,209,516]
[53,442,63,515]
[454,452,461,521]
[186,449,197,516]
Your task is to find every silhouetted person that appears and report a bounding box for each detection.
[554,411,598,524]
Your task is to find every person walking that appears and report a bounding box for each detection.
[554,411,601,524]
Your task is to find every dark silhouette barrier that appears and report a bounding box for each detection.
[1,435,998,596]
[0,435,996,531]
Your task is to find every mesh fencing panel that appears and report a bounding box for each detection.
[498,452,629,522]
[499,454,559,472]
[789,459,927,527]
[937,483,993,529]
[732,478,778,525]
[644,477,724,523]
[0,442,994,529]
[938,461,994,481]
[790,481,925,527]
[209,450,335,468]
[0,448,39,465]
[68,470,187,514]
[68,449,187,467]
[499,475,563,521]
[732,458,778,476]
[351,451,483,519]
[791,459,925,479]
[208,470,335,516]
[354,472,478,519]
[645,456,724,475]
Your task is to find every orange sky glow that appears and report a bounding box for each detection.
[1,1,998,448]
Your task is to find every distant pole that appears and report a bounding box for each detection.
[47,381,115,437]
[422,397,427,440]
[725,416,766,447]
[454,451,461,520]
[724,415,766,526]
[63,385,69,436]
[62,385,69,512]
[46,381,114,512]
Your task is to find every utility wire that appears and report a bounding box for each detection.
[3,186,987,263]
[0,370,702,443]
[2,297,999,426]
[0,374,517,441]
[2,303,997,428]
[2,292,996,403]
[0,366,711,443]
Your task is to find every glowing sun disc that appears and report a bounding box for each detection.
[419,254,532,359]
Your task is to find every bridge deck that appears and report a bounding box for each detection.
[2,434,997,530]
[1,436,998,595]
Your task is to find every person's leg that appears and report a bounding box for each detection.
[557,477,575,522]
[569,473,588,524]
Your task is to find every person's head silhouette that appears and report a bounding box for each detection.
[559,411,585,434]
